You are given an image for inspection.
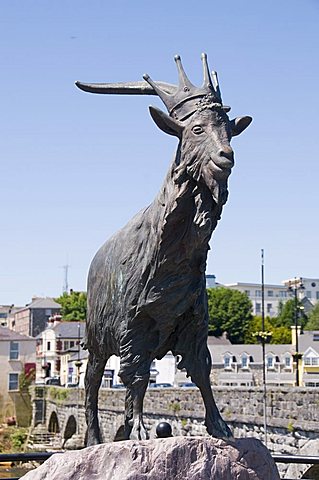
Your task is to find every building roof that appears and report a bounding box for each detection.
[299,330,319,353]
[16,297,61,313]
[51,321,86,339]
[68,349,89,362]
[207,334,231,346]
[209,343,295,364]
[0,326,35,342]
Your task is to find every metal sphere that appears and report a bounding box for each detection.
[156,421,172,438]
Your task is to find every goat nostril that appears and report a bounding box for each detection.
[219,148,234,161]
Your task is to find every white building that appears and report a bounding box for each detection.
[283,277,319,305]
[224,282,289,317]
[36,317,85,383]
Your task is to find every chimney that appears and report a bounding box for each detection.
[48,314,62,327]
[291,325,301,347]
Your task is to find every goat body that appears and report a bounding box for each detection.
[78,55,252,444]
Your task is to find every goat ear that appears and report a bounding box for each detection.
[230,116,252,136]
[149,106,183,138]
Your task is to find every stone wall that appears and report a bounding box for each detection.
[30,386,319,479]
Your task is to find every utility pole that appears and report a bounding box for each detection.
[288,277,304,387]
[261,249,267,445]
[62,264,70,294]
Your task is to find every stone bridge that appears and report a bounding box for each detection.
[30,386,319,479]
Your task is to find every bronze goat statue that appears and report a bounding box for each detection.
[76,54,252,445]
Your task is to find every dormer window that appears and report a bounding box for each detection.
[241,354,249,369]
[284,355,291,368]
[224,354,231,368]
[266,355,274,369]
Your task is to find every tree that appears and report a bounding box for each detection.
[305,302,319,330]
[243,316,291,344]
[274,299,308,329]
[55,290,87,321]
[207,287,252,343]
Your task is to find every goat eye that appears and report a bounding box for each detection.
[192,125,204,135]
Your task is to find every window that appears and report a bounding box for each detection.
[224,355,231,368]
[305,382,319,387]
[9,341,19,360]
[279,291,287,298]
[244,290,250,297]
[70,341,75,348]
[306,291,312,298]
[241,354,248,369]
[267,356,274,368]
[284,356,291,368]
[64,341,69,350]
[47,341,51,351]
[316,291,319,300]
[8,373,19,391]
[255,303,261,314]
[255,290,262,297]
[267,290,274,297]
[304,356,319,366]
[267,303,272,313]
[45,309,52,316]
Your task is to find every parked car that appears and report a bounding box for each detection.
[111,384,125,389]
[45,377,61,386]
[179,382,196,388]
[64,382,78,388]
[149,383,173,388]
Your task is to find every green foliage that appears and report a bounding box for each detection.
[274,299,308,329]
[10,428,27,450]
[305,302,319,330]
[181,418,187,428]
[0,427,28,453]
[19,369,35,391]
[48,387,69,403]
[170,401,181,414]
[287,420,295,434]
[244,316,291,344]
[55,291,87,320]
[207,287,253,344]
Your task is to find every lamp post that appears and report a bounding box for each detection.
[288,278,304,387]
[74,323,83,435]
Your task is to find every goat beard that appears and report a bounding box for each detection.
[186,159,229,206]
[174,142,230,206]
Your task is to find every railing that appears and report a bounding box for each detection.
[0,452,318,479]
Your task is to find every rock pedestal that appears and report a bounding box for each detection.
[20,436,280,479]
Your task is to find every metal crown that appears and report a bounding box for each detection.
[143,53,230,121]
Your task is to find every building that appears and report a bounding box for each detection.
[12,297,61,337]
[0,305,22,328]
[209,342,295,387]
[299,330,319,387]
[0,326,36,422]
[224,282,289,317]
[283,277,319,306]
[206,274,217,289]
[36,318,85,383]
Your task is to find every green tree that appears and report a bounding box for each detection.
[207,287,252,343]
[243,316,291,344]
[55,291,87,320]
[305,302,319,330]
[274,299,308,329]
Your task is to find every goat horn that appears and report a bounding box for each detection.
[75,81,176,96]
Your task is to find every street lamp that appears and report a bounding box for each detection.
[287,277,304,387]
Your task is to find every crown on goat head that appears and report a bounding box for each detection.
[143,53,230,122]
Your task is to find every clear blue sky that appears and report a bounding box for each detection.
[1,0,318,306]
